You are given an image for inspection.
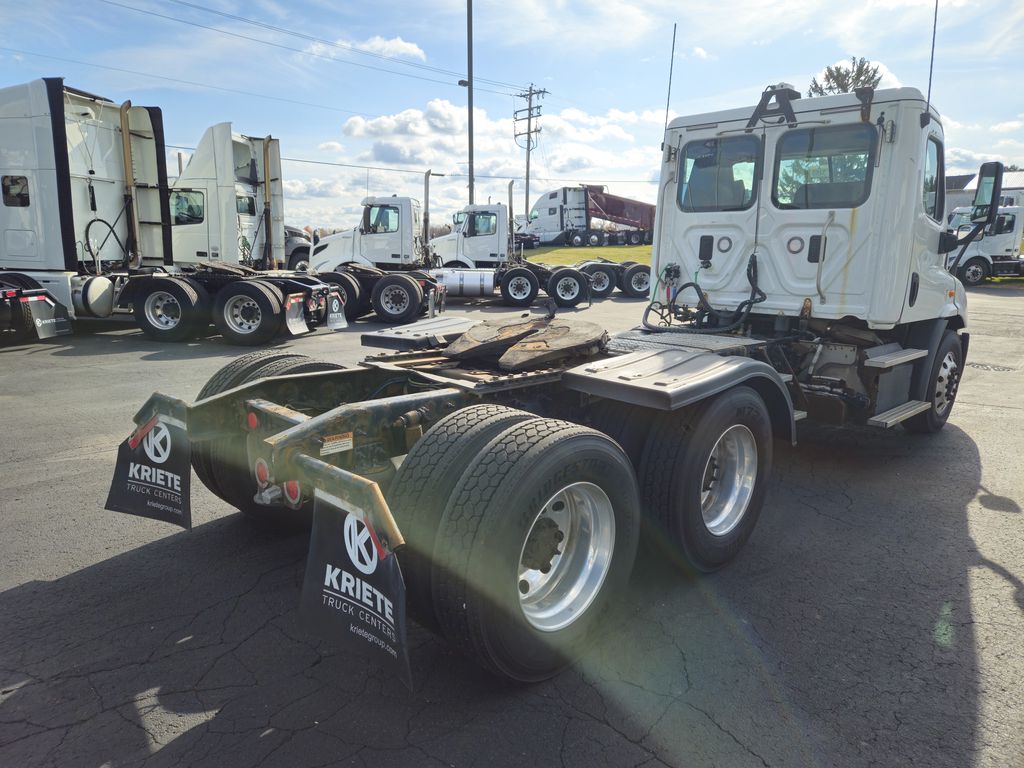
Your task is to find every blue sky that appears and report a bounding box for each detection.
[4,0,1023,229]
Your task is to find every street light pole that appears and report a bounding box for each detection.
[466,0,475,204]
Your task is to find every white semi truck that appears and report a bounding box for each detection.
[0,78,342,345]
[310,194,651,323]
[109,84,1001,684]
[945,205,1023,285]
[524,185,656,246]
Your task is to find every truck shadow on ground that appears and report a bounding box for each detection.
[0,424,1005,767]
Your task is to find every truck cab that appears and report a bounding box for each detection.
[946,205,1023,285]
[310,196,424,272]
[429,203,509,268]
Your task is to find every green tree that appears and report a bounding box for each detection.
[808,57,882,97]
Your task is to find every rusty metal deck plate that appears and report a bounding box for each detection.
[444,316,608,371]
[607,328,766,356]
[361,316,481,350]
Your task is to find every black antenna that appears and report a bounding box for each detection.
[921,0,939,128]
[663,23,678,138]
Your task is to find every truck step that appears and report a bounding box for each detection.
[867,400,931,428]
[864,348,927,369]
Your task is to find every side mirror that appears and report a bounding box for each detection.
[312,231,320,245]
[971,161,1004,225]
[938,231,959,254]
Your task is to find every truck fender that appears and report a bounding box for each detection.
[562,349,796,443]
[905,318,948,403]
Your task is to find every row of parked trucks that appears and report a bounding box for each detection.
[0,78,654,344]
[107,83,1006,684]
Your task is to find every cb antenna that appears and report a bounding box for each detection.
[921,0,939,128]
[663,23,678,138]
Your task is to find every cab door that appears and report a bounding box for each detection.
[359,203,403,267]
[169,188,212,262]
[462,211,500,266]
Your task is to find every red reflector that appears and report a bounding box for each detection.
[283,480,301,504]
[254,459,270,486]
[246,412,259,430]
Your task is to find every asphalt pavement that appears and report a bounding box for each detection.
[1,287,1023,768]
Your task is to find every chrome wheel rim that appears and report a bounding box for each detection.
[630,270,650,293]
[292,258,309,272]
[964,263,984,284]
[508,275,532,300]
[223,295,262,335]
[380,285,411,315]
[591,271,611,292]
[933,351,960,415]
[588,234,600,246]
[143,290,182,330]
[701,425,758,537]
[555,276,581,300]
[518,482,616,633]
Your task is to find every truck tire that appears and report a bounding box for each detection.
[207,356,346,517]
[499,267,540,307]
[371,273,423,324]
[588,399,657,468]
[288,248,310,271]
[570,233,584,247]
[432,418,641,682]
[903,331,962,434]
[615,261,637,290]
[213,279,284,345]
[620,264,651,298]
[959,258,989,287]
[133,277,206,342]
[388,405,535,629]
[192,351,307,500]
[639,386,772,572]
[581,264,616,299]
[628,232,642,245]
[546,268,587,308]
[318,271,365,320]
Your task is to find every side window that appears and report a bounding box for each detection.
[548,207,557,215]
[923,138,945,222]
[2,176,29,207]
[170,190,204,225]
[367,205,399,234]
[548,191,557,199]
[470,213,497,236]
[772,124,876,209]
[236,196,256,216]
[678,136,760,212]
[987,213,1015,236]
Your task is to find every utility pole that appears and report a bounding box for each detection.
[514,84,547,217]
[466,0,475,204]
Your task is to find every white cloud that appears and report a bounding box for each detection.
[992,121,1023,133]
[317,141,344,152]
[691,47,710,60]
[357,35,426,61]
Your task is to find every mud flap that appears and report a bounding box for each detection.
[326,289,347,330]
[22,294,72,339]
[283,293,311,336]
[105,414,192,529]
[299,489,412,689]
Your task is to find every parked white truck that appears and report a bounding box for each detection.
[524,185,656,246]
[0,78,342,345]
[109,84,1001,685]
[945,205,1023,285]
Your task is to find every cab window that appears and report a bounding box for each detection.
[678,136,760,212]
[470,212,497,237]
[170,190,204,225]
[987,213,1016,236]
[2,176,29,207]
[772,123,876,209]
[236,195,256,216]
[367,205,399,234]
[923,138,945,221]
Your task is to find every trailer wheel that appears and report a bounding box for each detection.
[629,232,642,245]
[213,280,284,345]
[903,331,963,434]
[388,404,535,629]
[432,419,640,682]
[207,356,346,517]
[133,278,205,342]
[371,274,422,324]
[547,268,587,308]
[581,264,616,299]
[639,386,771,572]
[588,232,601,247]
[317,271,365,320]
[959,258,989,287]
[499,267,540,307]
[620,264,651,298]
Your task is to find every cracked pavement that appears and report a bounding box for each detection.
[2,288,1023,767]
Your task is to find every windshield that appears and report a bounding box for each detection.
[678,136,760,212]
[948,211,972,231]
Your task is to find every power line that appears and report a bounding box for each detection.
[99,0,517,96]
[163,0,525,91]
[0,47,376,116]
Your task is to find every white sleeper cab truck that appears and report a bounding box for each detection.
[108,84,1000,685]
[0,78,343,345]
[945,205,1023,285]
[524,185,655,246]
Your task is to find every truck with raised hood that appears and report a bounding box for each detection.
[309,190,651,323]
[0,78,344,345]
[106,83,1001,686]
[524,185,656,247]
[944,205,1023,285]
